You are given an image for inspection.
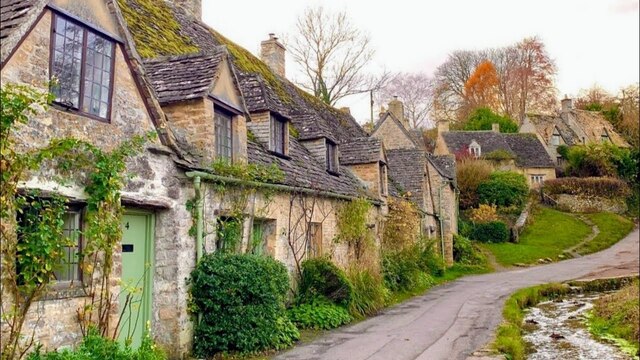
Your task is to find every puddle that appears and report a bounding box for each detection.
[523,292,632,360]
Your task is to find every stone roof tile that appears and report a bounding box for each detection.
[386,149,426,206]
[340,137,383,165]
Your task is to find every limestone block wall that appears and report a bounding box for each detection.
[346,163,381,196]
[372,118,415,150]
[425,164,456,265]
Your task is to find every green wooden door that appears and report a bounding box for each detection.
[118,212,154,348]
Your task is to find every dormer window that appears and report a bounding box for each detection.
[215,108,233,160]
[50,13,115,121]
[379,163,388,196]
[601,129,610,143]
[326,140,339,173]
[469,140,481,158]
[551,129,561,146]
[270,114,288,155]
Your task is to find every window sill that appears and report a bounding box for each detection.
[42,283,88,300]
[51,103,111,124]
[269,151,291,160]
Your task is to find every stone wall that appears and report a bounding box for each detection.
[372,117,416,150]
[426,161,455,265]
[522,167,556,188]
[554,194,627,214]
[346,163,381,196]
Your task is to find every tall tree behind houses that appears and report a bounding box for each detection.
[376,72,435,128]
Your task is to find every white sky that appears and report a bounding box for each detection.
[202,0,640,125]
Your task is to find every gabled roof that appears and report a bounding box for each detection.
[143,49,226,104]
[386,149,426,207]
[441,131,554,168]
[339,137,385,165]
[247,134,368,199]
[0,0,47,65]
[371,111,422,149]
[428,154,456,181]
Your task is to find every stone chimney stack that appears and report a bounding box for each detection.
[260,33,286,77]
[492,123,500,133]
[171,0,202,19]
[437,119,450,135]
[339,107,350,114]
[388,96,408,128]
[561,96,574,113]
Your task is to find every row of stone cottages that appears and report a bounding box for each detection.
[0,0,458,356]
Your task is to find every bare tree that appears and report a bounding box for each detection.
[376,72,435,128]
[432,50,484,122]
[288,6,386,105]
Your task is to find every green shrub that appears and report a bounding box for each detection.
[296,257,353,308]
[287,298,352,330]
[414,239,445,277]
[346,267,389,318]
[27,327,165,360]
[456,158,493,209]
[453,234,486,265]
[478,171,528,208]
[382,248,433,293]
[189,254,298,356]
[543,177,630,198]
[470,221,509,243]
[463,107,519,133]
[562,143,638,182]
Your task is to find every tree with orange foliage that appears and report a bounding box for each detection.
[464,60,500,113]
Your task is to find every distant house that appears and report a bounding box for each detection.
[520,98,630,163]
[371,98,458,264]
[434,120,556,187]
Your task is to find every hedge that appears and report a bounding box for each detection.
[296,257,353,308]
[478,171,528,208]
[470,221,509,243]
[543,177,630,198]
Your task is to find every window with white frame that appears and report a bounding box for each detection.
[551,129,561,146]
[469,141,481,158]
[530,174,545,184]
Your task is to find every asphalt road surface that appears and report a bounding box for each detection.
[275,228,639,360]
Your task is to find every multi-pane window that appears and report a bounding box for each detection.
[326,141,338,173]
[469,145,481,157]
[54,210,82,282]
[215,109,233,160]
[551,130,561,146]
[530,174,545,185]
[51,14,114,119]
[271,115,287,155]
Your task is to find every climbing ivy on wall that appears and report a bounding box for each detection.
[335,198,374,263]
[0,83,151,359]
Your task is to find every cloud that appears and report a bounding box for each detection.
[610,0,639,14]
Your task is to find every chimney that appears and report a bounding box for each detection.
[339,107,350,114]
[171,0,202,19]
[437,119,450,135]
[561,96,574,113]
[491,123,500,133]
[388,96,408,128]
[260,33,286,77]
[378,106,386,120]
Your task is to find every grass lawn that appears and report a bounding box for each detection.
[576,213,635,255]
[481,207,591,266]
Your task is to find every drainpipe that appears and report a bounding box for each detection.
[437,182,446,263]
[193,176,204,262]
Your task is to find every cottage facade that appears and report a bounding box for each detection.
[434,119,556,188]
[520,97,631,164]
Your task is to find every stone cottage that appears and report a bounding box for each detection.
[371,98,457,265]
[520,97,631,163]
[1,0,394,357]
[434,120,556,187]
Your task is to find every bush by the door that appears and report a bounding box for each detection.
[296,257,353,308]
[189,253,298,356]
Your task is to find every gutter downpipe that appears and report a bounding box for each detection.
[194,175,204,262]
[437,182,447,263]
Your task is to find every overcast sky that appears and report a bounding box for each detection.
[202,0,640,125]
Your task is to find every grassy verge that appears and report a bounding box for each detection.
[493,283,570,360]
[576,212,635,255]
[481,207,591,266]
[587,279,639,358]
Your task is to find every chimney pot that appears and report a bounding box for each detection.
[260,33,286,78]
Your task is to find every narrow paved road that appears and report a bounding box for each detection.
[276,228,639,360]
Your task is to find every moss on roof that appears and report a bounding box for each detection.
[209,30,292,105]
[117,0,199,58]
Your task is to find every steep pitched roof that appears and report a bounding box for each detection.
[339,137,384,165]
[569,109,629,147]
[371,111,421,149]
[247,135,368,198]
[0,0,47,65]
[143,49,226,104]
[441,131,554,168]
[428,154,456,181]
[386,149,426,207]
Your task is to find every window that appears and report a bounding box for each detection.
[469,145,481,158]
[379,163,388,196]
[551,129,561,146]
[215,108,233,160]
[326,140,338,173]
[601,130,610,143]
[250,220,276,256]
[530,174,545,185]
[306,222,323,258]
[17,201,82,284]
[270,115,287,155]
[50,14,115,120]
